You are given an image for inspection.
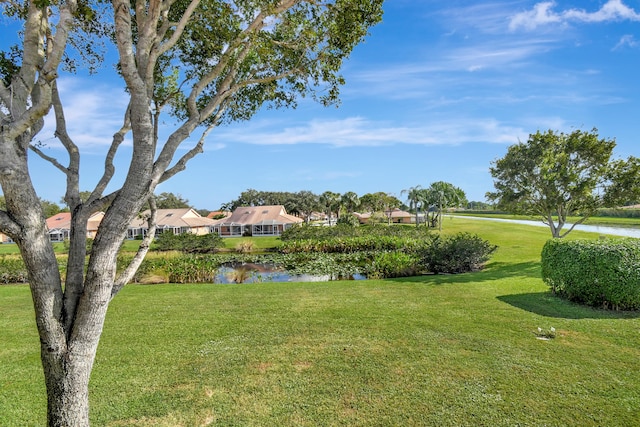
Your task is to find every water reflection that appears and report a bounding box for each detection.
[214,262,366,284]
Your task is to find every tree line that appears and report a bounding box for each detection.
[220,185,481,226]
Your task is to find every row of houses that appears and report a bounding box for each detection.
[1,205,415,244]
[43,205,305,242]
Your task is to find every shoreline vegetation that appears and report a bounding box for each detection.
[1,218,640,425]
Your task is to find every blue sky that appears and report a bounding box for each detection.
[7,0,640,210]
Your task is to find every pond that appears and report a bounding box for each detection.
[214,262,366,284]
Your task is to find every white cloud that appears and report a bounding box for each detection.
[613,34,639,50]
[215,116,528,147]
[509,2,563,31]
[509,0,640,31]
[39,77,130,150]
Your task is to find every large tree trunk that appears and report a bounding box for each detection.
[43,352,93,426]
[1,128,149,426]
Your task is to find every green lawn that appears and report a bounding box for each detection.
[1,218,639,426]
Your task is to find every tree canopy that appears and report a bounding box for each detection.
[487,128,640,238]
[0,0,383,424]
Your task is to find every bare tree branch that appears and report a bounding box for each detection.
[159,117,220,183]
[29,144,69,174]
[89,107,132,206]
[111,197,158,297]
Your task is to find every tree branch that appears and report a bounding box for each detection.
[111,197,158,297]
[155,0,201,57]
[0,209,22,238]
[28,81,78,178]
[51,80,81,199]
[159,119,218,183]
[9,0,78,142]
[89,106,132,206]
[29,144,69,174]
[113,0,145,93]
[0,80,11,109]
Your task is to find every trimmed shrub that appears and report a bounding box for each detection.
[541,238,640,310]
[418,232,497,274]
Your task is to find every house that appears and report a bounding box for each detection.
[211,205,303,237]
[0,232,13,244]
[46,212,105,242]
[353,208,413,225]
[127,208,216,239]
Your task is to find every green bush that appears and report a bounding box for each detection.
[279,235,430,254]
[0,256,29,284]
[336,213,360,227]
[594,208,640,218]
[541,238,640,310]
[152,232,223,253]
[280,223,431,241]
[418,232,497,274]
[119,254,223,284]
[368,251,418,279]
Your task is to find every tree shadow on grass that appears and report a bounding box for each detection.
[497,292,640,320]
[385,261,543,286]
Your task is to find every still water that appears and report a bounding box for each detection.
[214,263,365,284]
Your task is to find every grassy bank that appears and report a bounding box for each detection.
[1,218,639,426]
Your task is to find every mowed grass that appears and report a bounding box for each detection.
[1,218,639,426]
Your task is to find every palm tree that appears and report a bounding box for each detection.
[340,191,361,215]
[424,181,467,230]
[320,191,342,223]
[401,185,423,226]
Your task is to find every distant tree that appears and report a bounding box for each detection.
[293,190,320,223]
[487,128,640,238]
[360,192,400,213]
[155,192,190,209]
[60,190,92,207]
[320,191,341,221]
[340,191,361,214]
[219,201,235,212]
[467,201,493,210]
[234,189,264,208]
[401,185,424,226]
[40,199,64,218]
[336,211,360,227]
[423,182,467,230]
[603,156,640,208]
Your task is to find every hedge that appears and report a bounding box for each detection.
[541,238,640,310]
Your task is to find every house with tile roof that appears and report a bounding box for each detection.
[46,211,105,242]
[352,208,413,225]
[127,208,216,239]
[0,232,13,244]
[211,205,303,237]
